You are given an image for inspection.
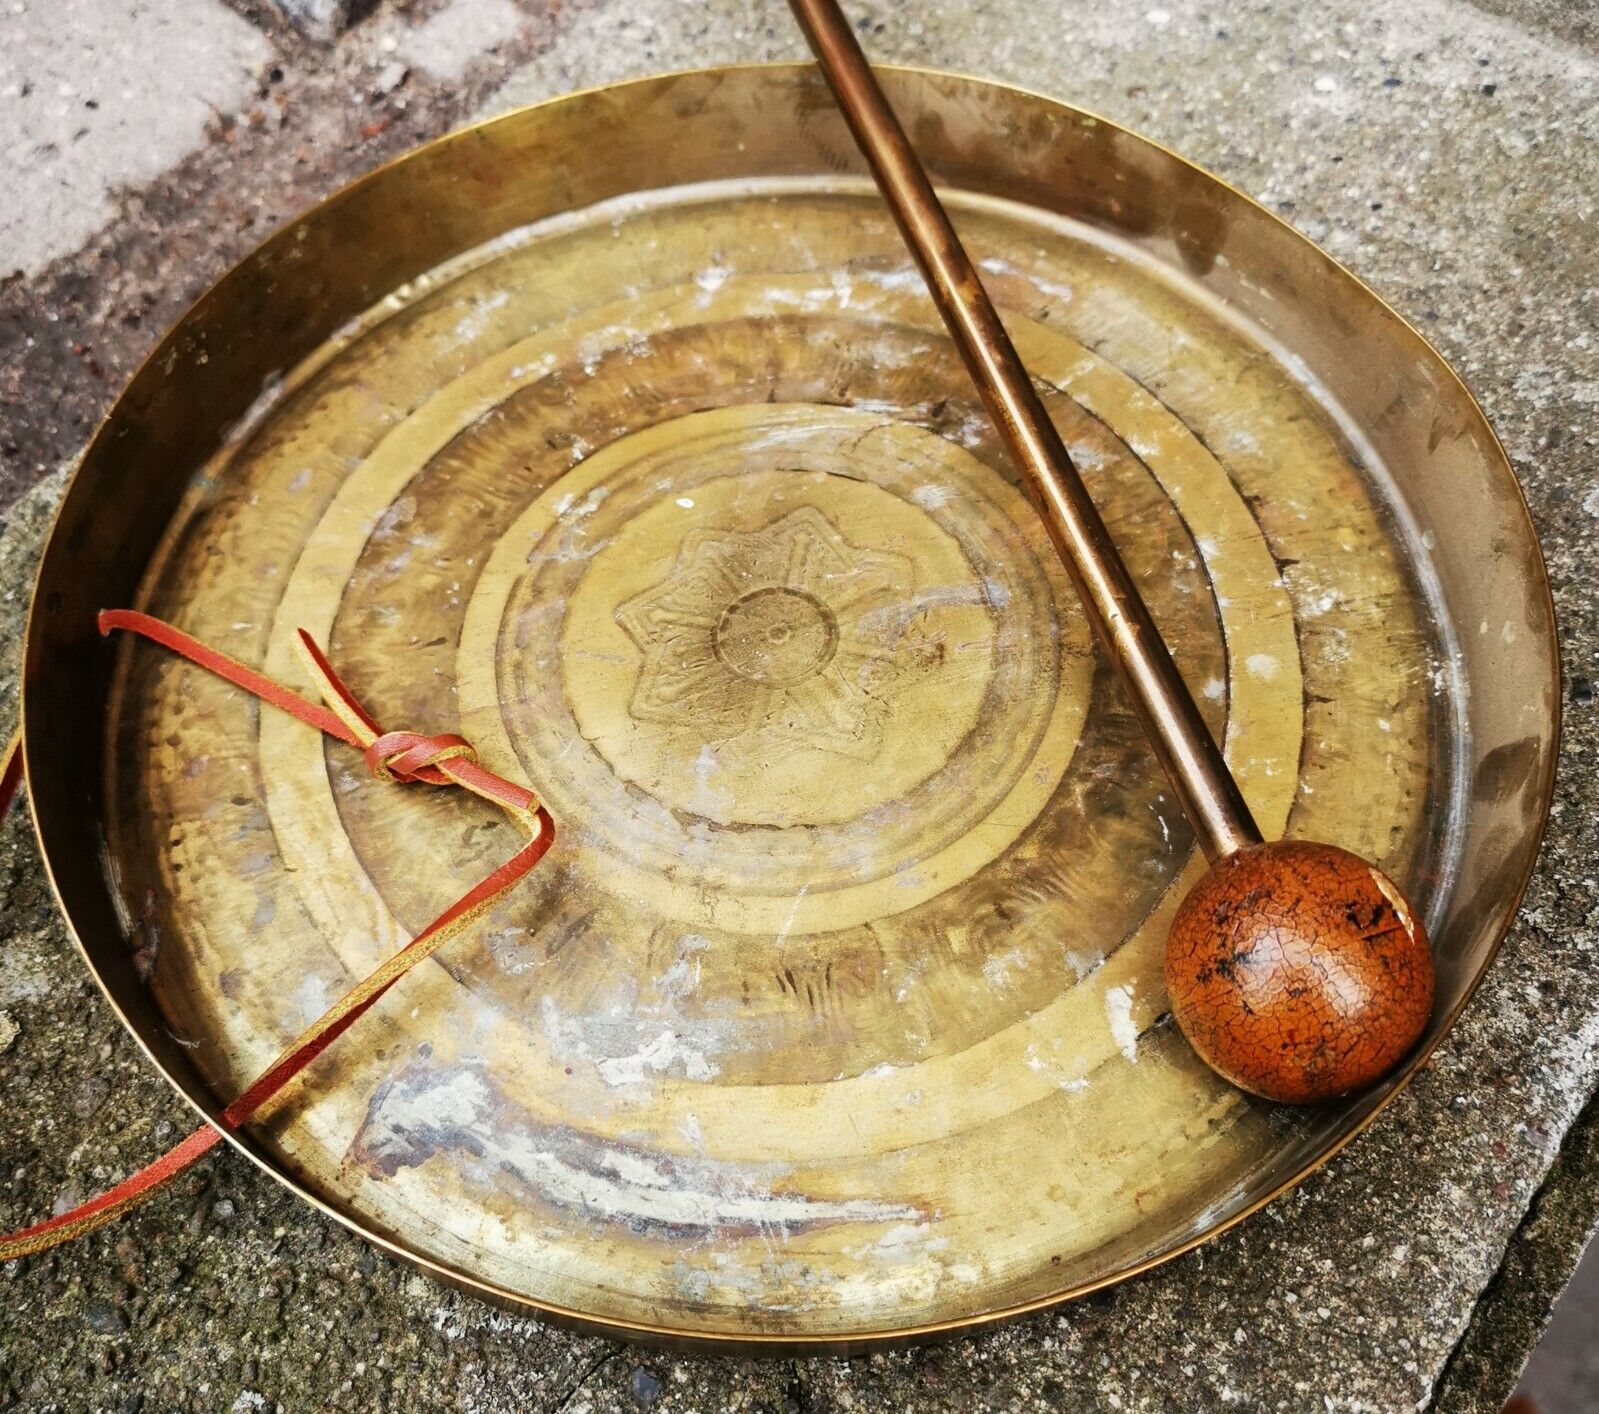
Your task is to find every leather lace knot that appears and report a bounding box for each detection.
[364,730,480,784]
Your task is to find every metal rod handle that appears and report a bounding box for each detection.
[788,0,1261,862]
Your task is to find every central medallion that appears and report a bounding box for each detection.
[462,403,1091,933]
[715,587,838,686]
[614,507,908,759]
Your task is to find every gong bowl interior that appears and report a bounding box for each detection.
[23,66,1558,1346]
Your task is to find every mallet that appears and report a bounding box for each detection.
[788,0,1434,1103]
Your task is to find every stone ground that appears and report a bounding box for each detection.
[1,0,1596,1409]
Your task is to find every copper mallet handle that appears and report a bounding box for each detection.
[789,0,1434,1103]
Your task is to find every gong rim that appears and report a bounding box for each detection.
[19,63,1561,1350]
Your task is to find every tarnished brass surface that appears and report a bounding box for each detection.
[23,67,1558,1347]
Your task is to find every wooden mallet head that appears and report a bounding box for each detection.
[1167,841,1433,1102]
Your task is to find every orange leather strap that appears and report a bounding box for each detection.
[0,612,554,1261]
[0,729,21,824]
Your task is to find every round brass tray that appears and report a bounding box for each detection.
[23,66,1558,1349]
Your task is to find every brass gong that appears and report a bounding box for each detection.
[22,66,1559,1348]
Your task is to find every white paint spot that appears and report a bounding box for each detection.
[555,486,608,519]
[1105,984,1140,1063]
[451,287,510,340]
[976,255,1076,304]
[1314,75,1338,93]
[1064,947,1104,981]
[982,577,1011,609]
[293,974,332,1027]
[506,352,558,382]
[362,1066,916,1233]
[594,1030,719,1086]
[675,496,695,509]
[656,949,703,1005]
[851,1222,948,1263]
[773,885,810,948]
[911,483,953,510]
[1024,1044,1091,1092]
[982,947,1027,990]
[540,997,730,1089]
[1245,653,1280,680]
[858,265,928,295]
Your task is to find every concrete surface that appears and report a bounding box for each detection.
[261,0,365,42]
[0,0,1597,1409]
[1519,1243,1599,1410]
[1441,1089,1599,1413]
[1464,0,1597,52]
[0,0,550,511]
[401,0,529,80]
[0,0,274,279]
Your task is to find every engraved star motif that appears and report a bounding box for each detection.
[615,507,913,758]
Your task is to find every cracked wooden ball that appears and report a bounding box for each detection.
[1165,840,1435,1104]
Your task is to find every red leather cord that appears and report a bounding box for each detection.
[0,612,554,1262]
[0,730,21,823]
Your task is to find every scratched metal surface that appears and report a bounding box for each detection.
[64,69,1553,1344]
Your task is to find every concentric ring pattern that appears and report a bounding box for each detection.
[104,180,1443,1336]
